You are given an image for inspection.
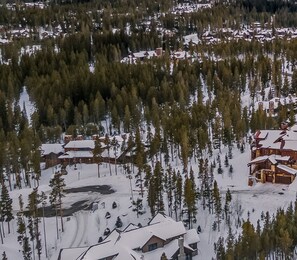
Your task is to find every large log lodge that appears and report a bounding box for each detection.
[249,123,297,185]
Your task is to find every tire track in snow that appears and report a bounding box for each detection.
[69,211,89,248]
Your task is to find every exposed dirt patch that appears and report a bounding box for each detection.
[64,185,115,194]
[29,185,115,217]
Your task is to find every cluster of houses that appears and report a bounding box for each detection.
[196,26,297,45]
[58,213,200,260]
[120,23,297,64]
[254,95,297,116]
[249,122,297,185]
[120,47,201,64]
[41,134,131,169]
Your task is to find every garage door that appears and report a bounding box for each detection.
[275,175,291,184]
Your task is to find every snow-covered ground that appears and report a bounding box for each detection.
[1,143,297,260]
[18,86,35,125]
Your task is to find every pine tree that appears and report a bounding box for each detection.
[1,252,7,260]
[224,154,229,167]
[212,180,222,231]
[183,175,197,229]
[147,176,156,216]
[180,129,189,173]
[165,166,174,217]
[27,216,35,260]
[135,128,146,197]
[115,216,123,228]
[240,220,259,258]
[217,161,223,175]
[93,137,103,178]
[225,227,235,259]
[111,136,120,175]
[160,252,168,260]
[215,237,225,260]
[104,134,112,176]
[49,171,66,233]
[132,198,143,218]
[174,172,183,220]
[154,161,164,213]
[228,165,233,178]
[1,183,13,234]
[224,189,232,224]
[17,195,31,260]
[27,187,42,260]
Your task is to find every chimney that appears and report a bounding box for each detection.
[156,47,163,57]
[280,121,288,130]
[178,237,186,260]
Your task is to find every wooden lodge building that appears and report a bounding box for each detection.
[41,134,133,167]
[58,213,200,260]
[249,124,297,185]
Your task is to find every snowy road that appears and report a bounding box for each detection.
[70,211,90,248]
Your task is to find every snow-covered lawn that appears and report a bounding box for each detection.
[1,145,297,260]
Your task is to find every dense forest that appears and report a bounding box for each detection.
[1,0,297,259]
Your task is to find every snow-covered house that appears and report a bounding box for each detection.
[58,135,133,165]
[249,125,297,184]
[41,143,64,168]
[58,213,200,260]
[59,140,95,164]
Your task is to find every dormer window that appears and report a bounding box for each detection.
[148,243,158,251]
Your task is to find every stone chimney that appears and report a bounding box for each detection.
[178,237,186,260]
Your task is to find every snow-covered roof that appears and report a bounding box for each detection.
[184,33,199,45]
[277,165,297,175]
[41,143,64,155]
[60,213,199,260]
[58,247,88,260]
[133,50,156,59]
[58,151,93,159]
[254,128,297,150]
[64,140,95,150]
[249,155,290,165]
[185,228,200,245]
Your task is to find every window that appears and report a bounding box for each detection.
[148,243,158,251]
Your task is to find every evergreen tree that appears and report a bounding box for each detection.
[228,165,233,178]
[135,128,146,197]
[212,180,222,231]
[1,252,7,260]
[115,216,123,228]
[104,134,112,176]
[174,172,183,220]
[27,187,42,260]
[224,154,229,167]
[17,195,31,260]
[183,175,197,229]
[153,161,164,213]
[160,252,168,260]
[49,171,66,233]
[225,227,235,259]
[132,198,143,218]
[111,136,120,175]
[215,237,225,260]
[165,166,174,217]
[224,189,232,224]
[1,183,13,234]
[93,137,103,178]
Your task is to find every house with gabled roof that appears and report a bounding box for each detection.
[58,213,200,260]
[58,134,134,165]
[249,124,297,185]
[41,143,64,168]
